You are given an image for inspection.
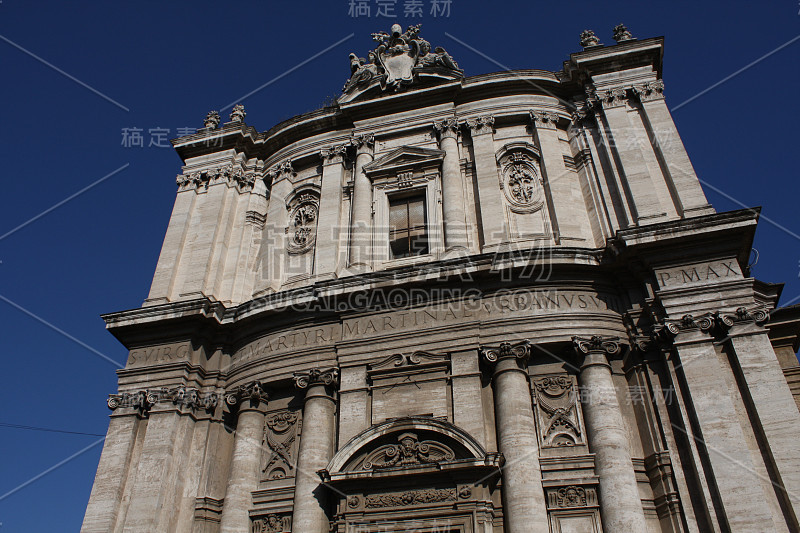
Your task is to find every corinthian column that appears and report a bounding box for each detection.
[219,382,269,533]
[572,336,647,531]
[480,341,548,533]
[291,368,338,533]
[349,134,374,270]
[434,118,469,252]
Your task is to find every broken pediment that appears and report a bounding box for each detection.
[362,145,445,178]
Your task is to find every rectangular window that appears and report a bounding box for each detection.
[388,193,428,259]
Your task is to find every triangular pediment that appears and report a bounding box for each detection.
[363,145,445,177]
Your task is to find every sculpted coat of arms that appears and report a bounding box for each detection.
[344,24,463,95]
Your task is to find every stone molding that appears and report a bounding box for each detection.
[480,339,531,365]
[176,164,257,192]
[465,115,495,135]
[107,386,220,412]
[225,380,269,408]
[293,367,339,390]
[245,210,267,230]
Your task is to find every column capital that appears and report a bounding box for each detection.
[107,386,220,413]
[590,86,629,109]
[465,115,495,135]
[319,144,347,165]
[433,117,460,140]
[480,340,531,365]
[663,307,769,339]
[225,380,269,409]
[294,367,339,390]
[350,133,374,155]
[572,336,621,369]
[631,80,665,102]
[529,109,560,130]
[265,160,295,183]
[572,335,621,355]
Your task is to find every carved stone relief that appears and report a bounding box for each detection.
[251,513,290,533]
[364,488,457,508]
[498,150,544,213]
[546,485,598,509]
[286,192,319,255]
[361,432,455,470]
[261,410,301,481]
[532,375,585,447]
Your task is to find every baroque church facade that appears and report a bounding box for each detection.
[82,24,800,533]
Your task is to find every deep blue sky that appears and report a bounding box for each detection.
[1,1,798,531]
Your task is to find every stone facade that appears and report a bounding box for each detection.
[82,25,800,533]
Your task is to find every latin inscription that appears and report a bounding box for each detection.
[232,289,623,366]
[127,344,191,367]
[656,259,741,288]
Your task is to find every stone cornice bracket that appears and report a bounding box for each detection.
[225,380,269,409]
[465,115,495,135]
[480,340,531,365]
[529,109,559,130]
[631,80,665,102]
[350,133,375,154]
[293,368,340,390]
[320,144,348,165]
[433,117,460,140]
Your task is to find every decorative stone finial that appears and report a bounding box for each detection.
[612,24,634,43]
[203,110,220,129]
[229,104,246,123]
[580,30,601,48]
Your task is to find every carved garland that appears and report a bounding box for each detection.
[364,488,457,508]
